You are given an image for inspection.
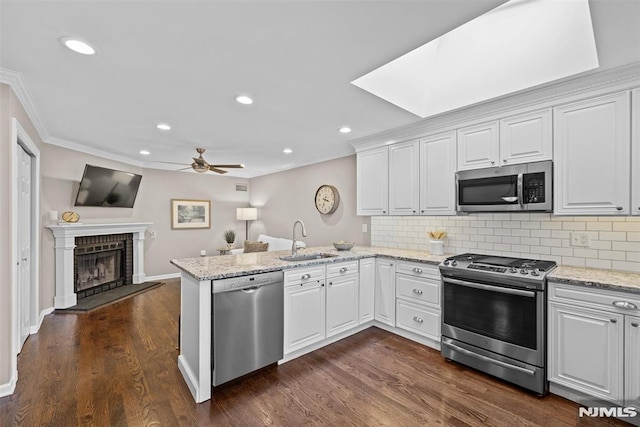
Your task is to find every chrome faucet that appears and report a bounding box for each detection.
[292,220,307,255]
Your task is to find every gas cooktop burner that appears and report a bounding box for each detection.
[440,253,557,286]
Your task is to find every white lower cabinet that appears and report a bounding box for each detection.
[626,315,640,411]
[326,264,359,337]
[358,258,375,324]
[284,266,326,354]
[548,281,640,407]
[375,258,396,326]
[395,261,441,342]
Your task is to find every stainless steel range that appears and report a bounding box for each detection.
[439,253,557,395]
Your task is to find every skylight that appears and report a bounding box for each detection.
[351,0,599,118]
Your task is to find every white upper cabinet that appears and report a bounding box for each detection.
[419,131,457,215]
[357,147,389,216]
[457,120,499,170]
[554,91,631,215]
[632,88,640,216]
[389,140,420,215]
[499,109,552,165]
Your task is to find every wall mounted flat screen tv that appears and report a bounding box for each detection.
[75,164,142,208]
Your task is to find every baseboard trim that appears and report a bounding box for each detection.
[0,374,17,398]
[147,273,180,282]
[29,307,54,334]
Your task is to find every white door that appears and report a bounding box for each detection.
[457,120,499,170]
[499,108,552,165]
[326,274,359,337]
[419,131,457,215]
[388,140,419,215]
[626,315,640,411]
[548,302,624,404]
[374,259,396,327]
[283,281,326,354]
[356,147,389,215]
[553,91,631,215]
[17,144,32,350]
[358,258,375,324]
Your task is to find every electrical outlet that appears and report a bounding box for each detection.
[149,229,157,239]
[362,224,368,233]
[570,232,590,247]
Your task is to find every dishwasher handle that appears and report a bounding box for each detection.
[241,286,261,293]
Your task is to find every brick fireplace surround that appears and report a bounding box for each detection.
[47,222,151,309]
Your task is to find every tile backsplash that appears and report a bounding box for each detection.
[371,214,640,273]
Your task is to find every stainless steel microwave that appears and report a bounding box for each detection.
[456,160,552,212]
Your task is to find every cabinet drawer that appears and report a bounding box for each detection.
[396,299,440,340]
[326,261,358,279]
[284,266,325,287]
[395,261,440,279]
[396,274,440,307]
[549,282,640,315]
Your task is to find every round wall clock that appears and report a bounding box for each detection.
[315,185,340,215]
[61,211,80,223]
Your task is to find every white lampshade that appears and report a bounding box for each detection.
[236,207,258,221]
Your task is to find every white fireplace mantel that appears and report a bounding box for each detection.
[47,222,152,308]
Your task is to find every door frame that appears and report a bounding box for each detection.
[10,118,40,383]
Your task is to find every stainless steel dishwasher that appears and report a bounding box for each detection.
[211,271,284,387]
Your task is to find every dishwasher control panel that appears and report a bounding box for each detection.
[212,271,284,293]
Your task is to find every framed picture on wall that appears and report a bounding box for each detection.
[171,199,211,229]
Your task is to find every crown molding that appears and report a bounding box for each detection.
[350,62,640,152]
[46,137,147,168]
[0,67,50,142]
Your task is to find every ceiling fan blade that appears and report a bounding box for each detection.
[209,167,228,174]
[156,161,190,165]
[211,164,245,169]
[175,167,193,171]
[192,157,206,164]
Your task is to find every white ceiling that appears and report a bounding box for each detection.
[1,0,639,178]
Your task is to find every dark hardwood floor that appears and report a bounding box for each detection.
[0,279,627,426]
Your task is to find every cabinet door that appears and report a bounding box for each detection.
[554,92,631,215]
[500,109,552,165]
[419,131,456,215]
[632,88,640,216]
[389,140,419,215]
[457,121,499,171]
[359,258,375,324]
[626,315,640,411]
[375,259,396,326]
[326,274,359,337]
[357,147,389,215]
[284,282,326,354]
[548,302,624,403]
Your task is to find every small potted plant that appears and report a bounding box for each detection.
[427,230,447,255]
[223,229,236,250]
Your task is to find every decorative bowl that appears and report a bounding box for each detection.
[333,241,354,251]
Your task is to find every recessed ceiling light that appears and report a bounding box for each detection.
[236,95,253,105]
[283,148,293,154]
[59,37,97,55]
[338,127,352,134]
[156,123,171,131]
[139,150,151,155]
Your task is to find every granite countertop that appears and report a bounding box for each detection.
[171,246,640,294]
[548,265,640,295]
[170,246,450,281]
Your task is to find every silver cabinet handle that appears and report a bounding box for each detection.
[412,267,422,274]
[329,282,333,286]
[412,288,423,295]
[339,267,347,273]
[631,322,639,327]
[490,160,495,165]
[503,159,507,163]
[610,319,618,323]
[301,273,311,280]
[616,206,623,211]
[413,316,423,323]
[21,258,28,261]
[613,301,638,310]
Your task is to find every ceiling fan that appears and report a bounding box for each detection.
[158,148,245,174]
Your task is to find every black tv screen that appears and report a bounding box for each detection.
[74,164,142,208]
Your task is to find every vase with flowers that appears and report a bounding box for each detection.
[427,230,447,255]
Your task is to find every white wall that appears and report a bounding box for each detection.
[249,155,370,247]
[372,213,640,273]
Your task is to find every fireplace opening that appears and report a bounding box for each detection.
[74,233,133,299]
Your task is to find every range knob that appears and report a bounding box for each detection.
[509,267,518,273]
[451,260,458,266]
[443,259,449,266]
[519,269,528,275]
[531,268,541,277]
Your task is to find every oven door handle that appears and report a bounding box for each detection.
[443,277,536,298]
[443,341,536,376]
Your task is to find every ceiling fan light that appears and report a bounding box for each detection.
[192,163,209,173]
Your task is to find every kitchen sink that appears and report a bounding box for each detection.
[279,253,338,262]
